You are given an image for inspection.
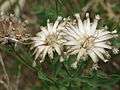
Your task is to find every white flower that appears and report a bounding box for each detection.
[31,16,66,63]
[64,13,114,67]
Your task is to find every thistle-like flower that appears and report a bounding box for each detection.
[64,13,115,68]
[31,16,66,63]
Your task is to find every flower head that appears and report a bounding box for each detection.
[0,13,31,44]
[64,13,115,67]
[31,16,66,62]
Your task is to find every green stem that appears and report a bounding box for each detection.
[9,45,38,72]
[62,62,72,77]
[71,64,81,77]
[14,51,37,71]
[68,81,72,90]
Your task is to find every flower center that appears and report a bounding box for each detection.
[45,34,58,45]
[79,35,95,49]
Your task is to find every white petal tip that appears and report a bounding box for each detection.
[112,30,117,33]
[95,15,100,20]
[60,57,64,62]
[40,60,44,63]
[34,57,38,61]
[104,59,109,63]
[47,19,50,23]
[71,61,78,69]
[74,13,80,18]
[57,16,62,21]
[86,13,89,18]
[32,61,36,67]
[10,14,14,17]
[30,47,34,50]
[24,20,29,23]
[0,12,4,15]
[112,48,119,54]
[92,63,99,70]
[63,18,66,21]
[104,26,108,29]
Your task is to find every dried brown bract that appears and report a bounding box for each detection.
[0,13,31,44]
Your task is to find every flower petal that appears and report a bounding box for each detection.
[88,50,99,63]
[74,13,84,34]
[52,16,62,32]
[95,34,113,42]
[54,44,61,55]
[94,42,112,49]
[35,46,45,60]
[90,15,100,35]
